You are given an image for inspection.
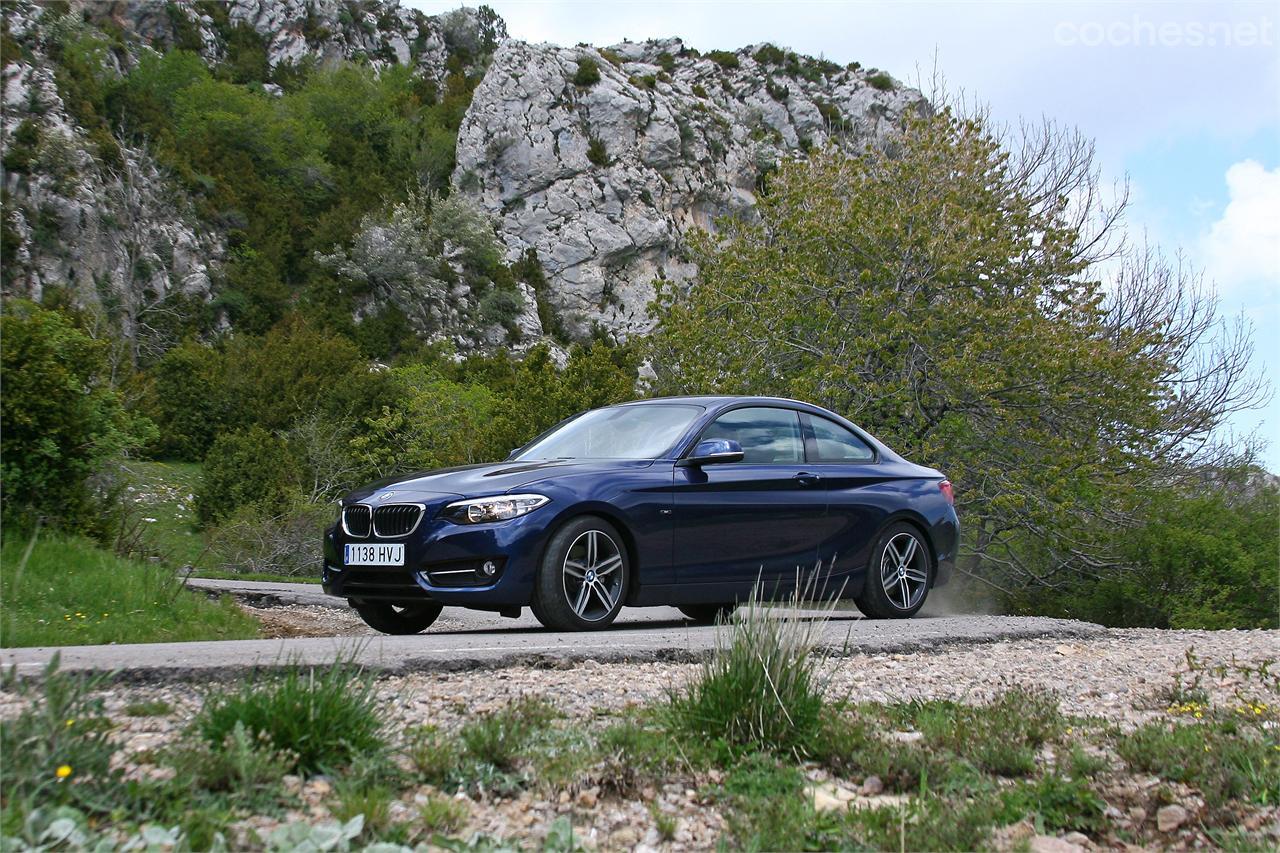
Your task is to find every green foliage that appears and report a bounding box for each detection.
[145,337,228,459]
[459,697,561,770]
[655,51,677,74]
[667,586,831,755]
[866,71,895,90]
[1013,477,1279,628]
[706,49,740,69]
[197,427,298,524]
[174,721,295,797]
[193,660,385,774]
[586,135,609,167]
[0,302,155,532]
[2,119,41,173]
[752,44,786,65]
[691,83,708,99]
[648,109,1228,606]
[0,531,259,647]
[572,56,601,87]
[0,658,120,817]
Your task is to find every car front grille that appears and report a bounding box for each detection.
[373,504,424,537]
[342,504,371,537]
[341,503,425,538]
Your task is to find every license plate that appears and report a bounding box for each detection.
[344,543,404,566]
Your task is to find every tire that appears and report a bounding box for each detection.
[352,601,443,635]
[678,603,736,625]
[853,522,932,619]
[531,516,629,631]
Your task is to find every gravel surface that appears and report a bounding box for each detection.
[3,628,1276,850]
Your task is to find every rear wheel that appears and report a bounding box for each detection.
[854,522,932,619]
[352,601,443,635]
[678,603,736,625]
[532,517,629,631]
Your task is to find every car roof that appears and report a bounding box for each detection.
[617,395,814,410]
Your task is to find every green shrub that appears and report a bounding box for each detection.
[691,83,708,98]
[194,660,385,774]
[866,72,894,90]
[479,287,524,331]
[753,44,786,66]
[0,658,121,818]
[667,583,833,755]
[459,697,559,770]
[197,426,298,524]
[586,135,609,167]
[145,337,229,459]
[572,56,601,87]
[0,302,156,532]
[655,52,677,74]
[597,48,622,67]
[706,50,740,70]
[173,721,295,798]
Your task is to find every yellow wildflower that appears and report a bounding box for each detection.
[55,765,72,779]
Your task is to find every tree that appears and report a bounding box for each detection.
[0,302,155,531]
[648,109,1264,591]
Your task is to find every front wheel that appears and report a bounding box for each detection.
[854,522,932,619]
[352,601,443,635]
[532,517,629,631]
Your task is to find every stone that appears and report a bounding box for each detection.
[860,775,884,796]
[1156,804,1188,832]
[1030,836,1084,853]
[610,826,641,847]
[577,787,599,808]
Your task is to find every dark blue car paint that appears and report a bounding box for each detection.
[322,396,958,611]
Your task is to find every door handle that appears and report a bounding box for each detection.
[794,472,821,486]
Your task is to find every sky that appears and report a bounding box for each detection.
[408,0,1280,470]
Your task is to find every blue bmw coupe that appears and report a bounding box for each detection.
[322,396,958,633]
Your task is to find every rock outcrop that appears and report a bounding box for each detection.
[454,38,923,339]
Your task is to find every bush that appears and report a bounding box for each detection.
[0,302,156,532]
[572,56,600,87]
[145,337,228,459]
[753,44,786,66]
[706,50,740,70]
[586,135,609,167]
[193,660,385,774]
[197,427,298,524]
[0,658,120,818]
[667,578,834,755]
[207,497,332,577]
[866,72,894,91]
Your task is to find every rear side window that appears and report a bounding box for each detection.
[701,407,804,464]
[807,415,876,463]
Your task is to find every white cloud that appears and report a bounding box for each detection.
[1202,160,1280,295]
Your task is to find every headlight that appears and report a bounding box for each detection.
[444,494,550,524]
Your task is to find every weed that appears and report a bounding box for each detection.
[572,57,600,87]
[193,658,384,774]
[866,72,894,90]
[667,578,835,756]
[649,801,677,841]
[586,136,609,167]
[718,753,813,851]
[999,772,1105,832]
[460,697,559,771]
[124,699,173,717]
[406,724,463,784]
[171,721,294,800]
[420,794,469,833]
[332,781,394,838]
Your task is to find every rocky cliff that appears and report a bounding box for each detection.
[1,0,923,350]
[455,38,922,339]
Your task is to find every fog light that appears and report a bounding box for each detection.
[481,560,498,577]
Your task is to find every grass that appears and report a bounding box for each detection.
[0,531,260,647]
[123,699,173,717]
[122,460,206,568]
[193,658,385,774]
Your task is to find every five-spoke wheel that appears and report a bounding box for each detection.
[854,522,932,619]
[533,516,629,630]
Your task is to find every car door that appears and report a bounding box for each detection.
[672,406,828,598]
[800,413,887,592]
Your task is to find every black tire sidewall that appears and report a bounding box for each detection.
[353,601,443,635]
[858,522,932,619]
[533,516,629,631]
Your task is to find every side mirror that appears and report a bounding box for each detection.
[683,438,744,466]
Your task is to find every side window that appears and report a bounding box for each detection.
[807,416,876,463]
[700,407,804,464]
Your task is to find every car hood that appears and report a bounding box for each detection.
[343,459,658,503]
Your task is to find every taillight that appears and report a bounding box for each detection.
[938,480,954,505]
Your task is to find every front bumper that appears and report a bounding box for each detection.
[322,507,555,608]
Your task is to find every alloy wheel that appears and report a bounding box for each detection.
[561,529,624,622]
[879,531,928,611]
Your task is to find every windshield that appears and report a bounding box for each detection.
[514,404,703,461]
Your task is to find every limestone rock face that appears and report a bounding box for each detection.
[454,38,923,339]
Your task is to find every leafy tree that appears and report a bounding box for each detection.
[0,302,155,531]
[197,426,298,524]
[649,110,1262,591]
[145,337,229,459]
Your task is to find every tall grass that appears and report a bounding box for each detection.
[0,531,259,647]
[193,656,385,774]
[667,569,841,755]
